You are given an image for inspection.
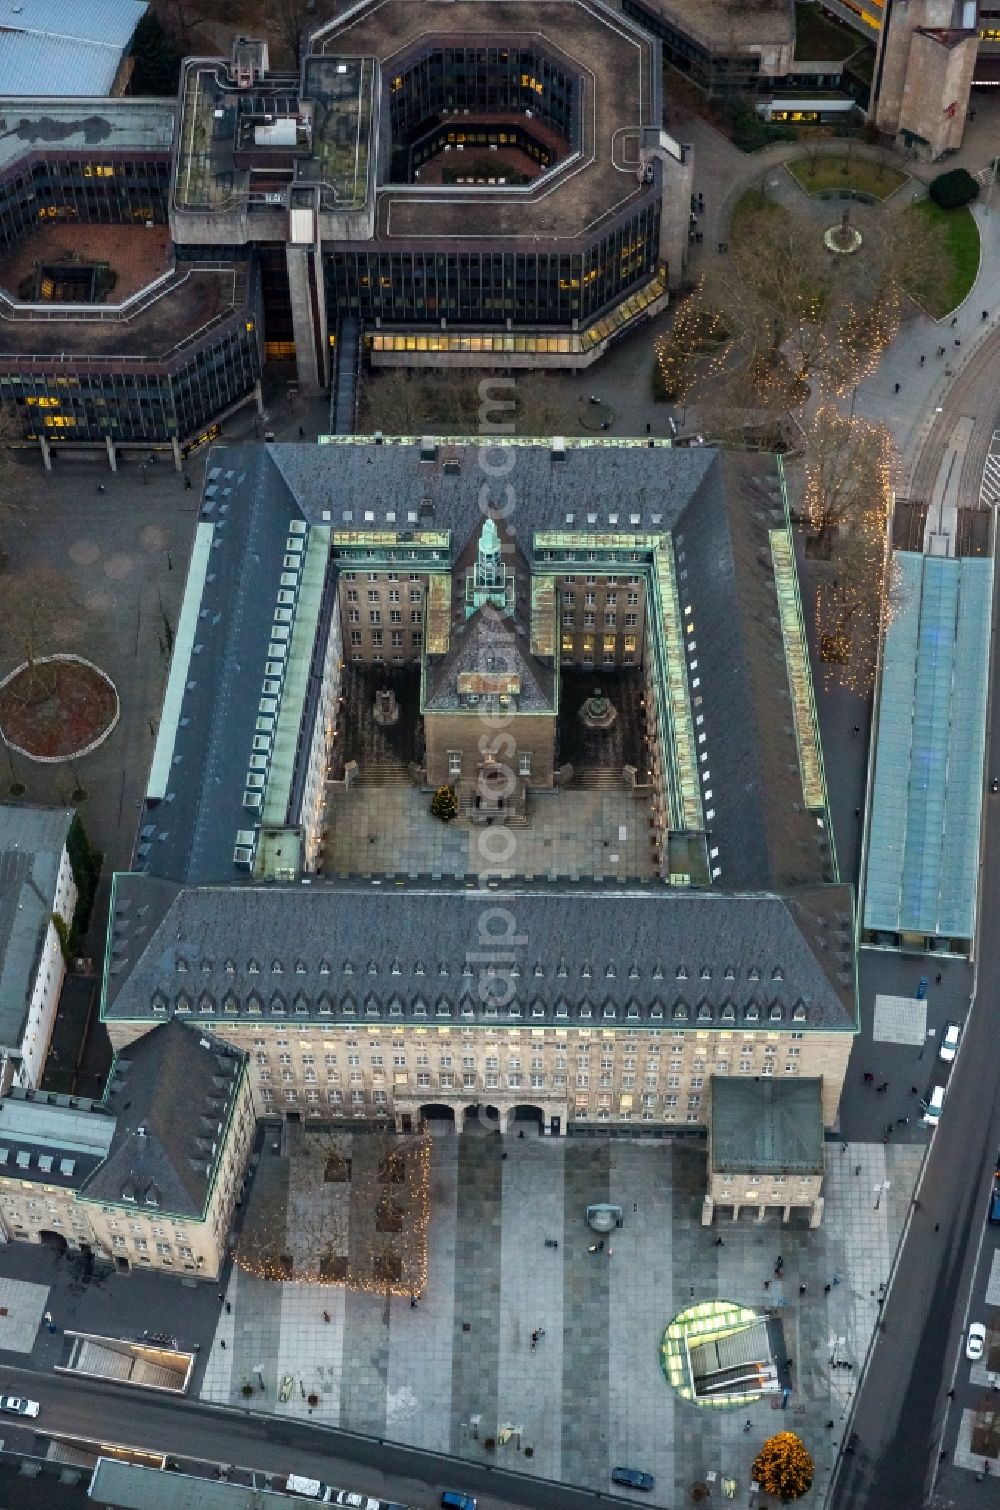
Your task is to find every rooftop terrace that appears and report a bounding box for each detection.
[315,0,658,240]
[0,262,252,362]
[174,53,374,214]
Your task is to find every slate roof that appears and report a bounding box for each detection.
[672,450,835,891]
[115,438,854,1042]
[0,1090,115,1190]
[710,1075,825,1175]
[0,804,73,1055]
[78,1018,245,1218]
[423,604,556,712]
[0,0,147,96]
[102,877,856,1030]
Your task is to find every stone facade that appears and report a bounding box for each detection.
[105,1018,853,1137]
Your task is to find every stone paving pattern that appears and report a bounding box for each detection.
[201,1130,920,1505]
[324,786,654,879]
[873,993,928,1047]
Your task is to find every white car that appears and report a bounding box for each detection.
[0,1396,39,1418]
[921,1083,946,1127]
[334,1495,380,1510]
[967,1322,987,1362]
[939,1022,961,1062]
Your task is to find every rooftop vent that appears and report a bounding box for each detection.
[420,438,437,462]
[552,437,565,462]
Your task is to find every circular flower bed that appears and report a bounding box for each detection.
[0,655,119,762]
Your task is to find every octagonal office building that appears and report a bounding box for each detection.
[171,0,693,384]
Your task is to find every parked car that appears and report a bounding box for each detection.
[286,1478,332,1503]
[334,1495,379,1510]
[967,1322,987,1362]
[989,1157,1000,1224]
[939,1022,961,1062]
[611,1467,655,1491]
[0,1397,39,1418]
[440,1495,477,1510]
[921,1084,946,1127]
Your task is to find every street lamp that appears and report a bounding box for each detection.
[874,1180,890,1211]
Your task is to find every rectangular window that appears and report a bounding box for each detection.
[448,751,462,776]
[518,752,531,776]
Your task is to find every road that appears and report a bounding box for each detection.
[0,1363,626,1510]
[829,379,1000,1505]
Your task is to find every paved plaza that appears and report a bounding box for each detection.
[324,785,656,880]
[202,1130,921,1505]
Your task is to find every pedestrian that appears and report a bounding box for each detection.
[799,1284,806,1296]
[220,1339,226,1349]
[833,1275,840,1286]
[218,1293,225,1302]
[910,1086,918,1095]
[184,475,192,489]
[855,1165,861,1175]
[919,354,925,366]
[841,1141,848,1152]
[983,310,989,322]
[714,1236,724,1247]
[939,1449,948,1460]
[607,1247,613,1257]
[824,1283,831,1293]
[947,1388,955,1398]
[951,316,958,327]
[97,483,106,494]
[955,338,962,347]
[645,422,651,435]
[854,806,861,817]
[935,972,942,983]
[225,1301,232,1314]
[764,1280,770,1290]
[323,1311,331,1323]
[853,724,860,736]
[743,1420,752,1433]
[894,382,900,394]
[897,1117,908,1127]
[298,426,305,438]
[863,1071,873,1083]
[937,346,945,356]
[826,1420,835,1429]
[934,1223,940,1232]
[410,1295,418,1309]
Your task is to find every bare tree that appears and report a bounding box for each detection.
[0,568,84,699]
[803,406,889,550]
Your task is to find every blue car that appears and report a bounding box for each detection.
[612,1467,655,1491]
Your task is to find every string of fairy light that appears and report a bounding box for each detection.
[655,196,906,696]
[235,1131,431,1298]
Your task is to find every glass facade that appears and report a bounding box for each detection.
[0,156,170,256]
[1,288,262,446]
[389,46,578,155]
[327,202,659,327]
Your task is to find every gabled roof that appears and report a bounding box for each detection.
[102,876,856,1031]
[0,804,74,1054]
[423,603,555,712]
[79,1018,245,1218]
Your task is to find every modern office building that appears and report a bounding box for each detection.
[172,3,692,387]
[0,99,262,462]
[626,0,980,158]
[89,437,855,1225]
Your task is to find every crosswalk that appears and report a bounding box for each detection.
[980,432,1000,509]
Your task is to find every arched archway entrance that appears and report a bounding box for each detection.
[418,1103,456,1134]
[38,1230,68,1255]
[510,1104,545,1137]
[462,1103,501,1135]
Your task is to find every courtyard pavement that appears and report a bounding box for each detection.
[201,1128,921,1507]
[324,785,656,880]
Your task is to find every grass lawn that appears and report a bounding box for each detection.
[902,199,980,317]
[787,154,907,200]
[730,186,789,237]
